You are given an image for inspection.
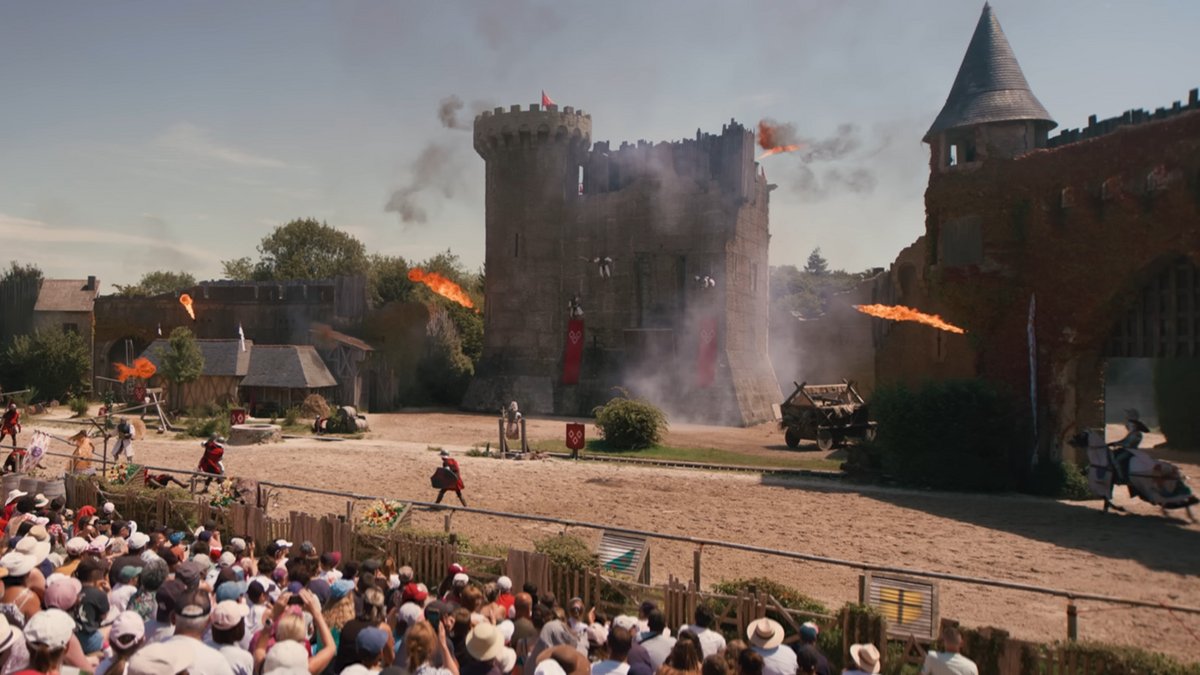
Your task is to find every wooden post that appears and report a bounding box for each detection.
[520,417,528,453]
[1066,599,1078,641]
[345,500,353,523]
[498,419,506,454]
[692,548,701,589]
[444,513,452,533]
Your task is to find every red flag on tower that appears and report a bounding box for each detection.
[541,90,555,107]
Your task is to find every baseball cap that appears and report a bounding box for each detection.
[319,551,341,567]
[356,627,389,658]
[128,532,150,550]
[330,579,355,601]
[402,582,428,604]
[212,600,250,630]
[299,541,317,556]
[45,576,82,610]
[129,641,194,675]
[175,561,203,587]
[64,537,88,555]
[612,615,638,631]
[156,579,185,623]
[453,572,469,585]
[110,611,146,649]
[118,565,144,583]
[175,589,212,620]
[264,640,309,670]
[399,602,424,627]
[219,551,236,567]
[229,537,247,552]
[497,576,513,591]
[216,580,249,603]
[24,609,76,649]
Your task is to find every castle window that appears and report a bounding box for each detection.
[948,144,958,167]
[577,166,585,195]
[514,233,520,258]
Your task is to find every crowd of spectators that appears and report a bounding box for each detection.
[0,484,975,675]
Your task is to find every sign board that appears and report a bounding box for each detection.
[230,408,247,426]
[597,530,651,584]
[861,572,939,639]
[566,423,585,451]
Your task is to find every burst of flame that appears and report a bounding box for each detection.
[114,357,157,383]
[408,269,476,310]
[756,120,804,160]
[853,304,966,334]
[179,293,195,320]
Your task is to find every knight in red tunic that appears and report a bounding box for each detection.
[198,435,226,492]
[1,403,20,450]
[432,449,467,506]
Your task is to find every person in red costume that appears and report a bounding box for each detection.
[1,403,20,450]
[433,449,467,506]
[198,434,226,492]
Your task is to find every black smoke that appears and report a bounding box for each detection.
[385,143,461,224]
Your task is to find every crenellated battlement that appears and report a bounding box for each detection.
[474,103,592,157]
[1048,87,1199,149]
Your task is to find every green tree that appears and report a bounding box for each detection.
[803,247,829,276]
[416,307,473,404]
[220,257,256,281]
[252,218,368,281]
[0,328,90,400]
[113,270,196,297]
[157,327,205,397]
[0,261,43,343]
[368,254,418,306]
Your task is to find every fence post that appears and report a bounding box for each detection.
[444,513,452,533]
[1066,599,1078,641]
[693,548,701,589]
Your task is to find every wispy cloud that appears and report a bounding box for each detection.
[0,213,211,264]
[155,122,291,169]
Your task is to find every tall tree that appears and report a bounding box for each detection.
[368,254,418,306]
[253,218,368,280]
[0,261,43,343]
[219,257,256,281]
[157,327,205,404]
[113,270,196,297]
[804,247,830,276]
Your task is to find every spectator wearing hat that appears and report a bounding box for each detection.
[43,575,81,613]
[324,578,358,645]
[1,537,46,625]
[611,616,653,675]
[251,558,282,603]
[0,613,30,673]
[263,639,310,674]
[319,551,343,586]
[109,564,143,613]
[462,620,505,675]
[745,619,794,675]
[535,644,590,675]
[243,581,270,650]
[494,577,515,618]
[128,640,195,675]
[637,610,675,671]
[95,610,146,675]
[794,622,829,675]
[342,626,391,674]
[147,577,184,643]
[268,540,292,569]
[21,608,75,674]
[333,586,394,672]
[845,643,880,675]
[55,538,88,578]
[163,588,235,674]
[405,620,460,675]
[680,605,725,660]
[593,625,634,675]
[210,599,253,675]
[443,573,469,607]
[921,625,977,675]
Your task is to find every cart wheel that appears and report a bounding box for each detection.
[863,427,878,443]
[784,428,801,449]
[816,429,835,452]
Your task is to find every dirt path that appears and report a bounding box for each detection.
[25,410,1200,662]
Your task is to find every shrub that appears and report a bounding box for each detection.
[592,390,668,450]
[283,406,300,427]
[0,328,90,400]
[300,394,330,419]
[710,578,828,615]
[68,396,90,417]
[1027,461,1094,500]
[534,534,598,573]
[1022,640,1200,675]
[869,379,1031,491]
[186,415,231,439]
[416,307,473,405]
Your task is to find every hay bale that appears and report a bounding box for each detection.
[129,418,147,440]
[228,423,283,445]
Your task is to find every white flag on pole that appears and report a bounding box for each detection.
[238,324,246,352]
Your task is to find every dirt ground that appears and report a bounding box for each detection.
[26,409,1200,661]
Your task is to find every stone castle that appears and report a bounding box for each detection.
[462,104,782,425]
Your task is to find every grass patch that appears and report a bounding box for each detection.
[532,439,842,471]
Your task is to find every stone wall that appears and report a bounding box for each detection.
[465,106,780,425]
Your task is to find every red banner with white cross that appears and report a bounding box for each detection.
[696,315,719,388]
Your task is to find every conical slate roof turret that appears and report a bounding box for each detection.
[924,3,1055,142]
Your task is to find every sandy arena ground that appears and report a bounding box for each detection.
[27,410,1200,661]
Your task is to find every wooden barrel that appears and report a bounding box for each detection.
[18,476,38,495]
[41,478,66,504]
[1,473,23,499]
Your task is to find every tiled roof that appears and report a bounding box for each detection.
[240,345,337,389]
[924,3,1056,142]
[33,279,99,313]
[139,339,253,377]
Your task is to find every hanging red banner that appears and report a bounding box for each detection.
[562,319,585,384]
[696,315,719,388]
[566,423,585,450]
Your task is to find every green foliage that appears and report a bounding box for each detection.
[446,303,483,364]
[710,578,828,615]
[416,307,473,405]
[769,264,872,319]
[113,270,196,297]
[869,379,1031,491]
[534,534,598,573]
[157,327,205,385]
[1021,641,1200,675]
[185,414,231,439]
[220,257,256,281]
[68,396,90,417]
[592,391,668,450]
[0,328,90,400]
[0,261,42,342]
[1155,357,1200,450]
[244,218,369,281]
[1027,461,1093,500]
[804,247,829,276]
[283,406,300,427]
[368,254,418,306]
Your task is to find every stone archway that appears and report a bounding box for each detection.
[1102,257,1200,445]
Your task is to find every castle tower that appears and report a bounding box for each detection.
[464,104,592,412]
[925,3,1056,169]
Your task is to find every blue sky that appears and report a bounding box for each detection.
[1,1,1197,291]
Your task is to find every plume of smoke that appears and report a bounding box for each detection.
[793,166,877,201]
[797,124,861,163]
[385,143,461,224]
[438,95,468,130]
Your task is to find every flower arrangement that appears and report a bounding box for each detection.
[104,461,132,484]
[209,478,240,508]
[359,499,408,530]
